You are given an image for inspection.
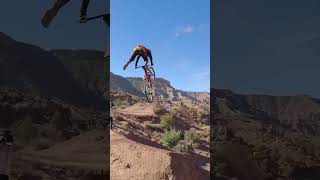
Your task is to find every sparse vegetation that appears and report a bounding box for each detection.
[174,141,192,153]
[177,105,197,120]
[153,105,163,115]
[160,113,174,130]
[119,120,129,128]
[252,144,270,160]
[169,108,178,117]
[15,116,34,144]
[201,126,210,143]
[160,129,181,148]
[184,128,199,144]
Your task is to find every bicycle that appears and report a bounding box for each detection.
[136,65,156,103]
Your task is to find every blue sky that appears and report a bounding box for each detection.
[1,0,108,50]
[111,0,210,92]
[214,0,320,98]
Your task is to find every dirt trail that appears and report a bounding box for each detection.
[116,102,156,116]
[110,131,209,180]
[16,130,107,171]
[110,100,210,179]
[114,102,161,124]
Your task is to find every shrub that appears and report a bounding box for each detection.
[169,108,178,117]
[177,106,194,119]
[184,128,199,144]
[174,141,192,153]
[160,113,174,130]
[160,129,181,148]
[119,121,129,127]
[15,116,34,144]
[153,106,163,115]
[252,144,269,160]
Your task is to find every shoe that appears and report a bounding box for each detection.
[123,64,128,70]
[79,15,88,23]
[41,8,59,28]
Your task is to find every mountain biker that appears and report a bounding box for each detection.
[123,45,153,75]
[42,0,90,28]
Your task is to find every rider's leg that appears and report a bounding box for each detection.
[123,51,138,70]
[80,0,90,18]
[53,0,71,9]
[42,0,71,28]
[142,59,149,80]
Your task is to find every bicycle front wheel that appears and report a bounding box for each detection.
[148,67,156,82]
[144,82,154,103]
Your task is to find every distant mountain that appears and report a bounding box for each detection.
[212,89,320,136]
[0,32,209,108]
[0,32,105,109]
[211,89,320,179]
[110,73,144,97]
[51,49,109,97]
[111,73,210,104]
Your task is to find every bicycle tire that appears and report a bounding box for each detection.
[148,66,156,82]
[144,82,154,103]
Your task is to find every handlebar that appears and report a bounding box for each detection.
[87,14,108,21]
[78,13,110,26]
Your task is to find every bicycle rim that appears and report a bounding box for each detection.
[144,83,154,103]
[148,67,156,82]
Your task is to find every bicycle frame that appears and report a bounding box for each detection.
[136,65,152,82]
[136,64,155,103]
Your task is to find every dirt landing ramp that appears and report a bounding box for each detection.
[110,131,209,180]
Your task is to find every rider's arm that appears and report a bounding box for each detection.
[148,51,153,66]
[135,56,141,68]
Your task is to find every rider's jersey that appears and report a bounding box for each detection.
[133,45,150,58]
